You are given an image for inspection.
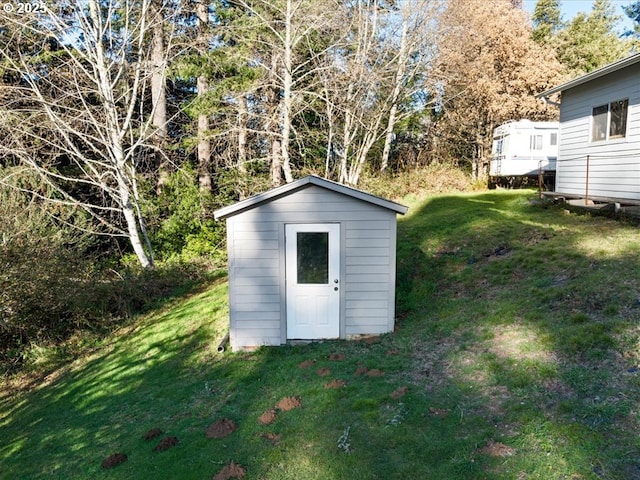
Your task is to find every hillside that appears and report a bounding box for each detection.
[2,190,640,480]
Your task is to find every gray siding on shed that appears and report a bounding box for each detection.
[225,185,399,351]
[557,62,640,201]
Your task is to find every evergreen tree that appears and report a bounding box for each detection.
[531,0,563,46]
[556,0,632,74]
[623,1,640,39]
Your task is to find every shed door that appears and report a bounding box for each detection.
[285,224,340,339]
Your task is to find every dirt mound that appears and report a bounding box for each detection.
[359,335,381,344]
[390,386,408,399]
[298,359,316,369]
[101,453,127,469]
[354,366,368,376]
[206,418,237,439]
[328,353,345,361]
[143,428,163,441]
[275,396,302,411]
[478,440,516,457]
[259,432,281,445]
[258,409,277,425]
[213,461,246,480]
[365,369,384,377]
[153,436,179,452]
[429,407,450,417]
[324,379,347,389]
[316,367,331,377]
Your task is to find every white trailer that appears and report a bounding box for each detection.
[490,120,559,185]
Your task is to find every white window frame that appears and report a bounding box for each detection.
[591,99,628,142]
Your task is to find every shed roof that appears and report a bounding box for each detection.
[537,52,640,98]
[214,175,408,220]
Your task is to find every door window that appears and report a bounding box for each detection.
[297,232,328,284]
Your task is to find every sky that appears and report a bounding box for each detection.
[523,0,636,33]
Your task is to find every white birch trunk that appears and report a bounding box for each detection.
[380,19,408,173]
[280,0,295,184]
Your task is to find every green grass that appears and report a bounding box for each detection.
[3,189,640,479]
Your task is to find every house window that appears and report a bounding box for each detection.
[592,99,628,141]
[592,104,608,141]
[610,99,628,138]
[530,135,543,150]
[550,133,558,146]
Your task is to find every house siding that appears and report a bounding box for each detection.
[557,62,640,201]
[226,184,398,350]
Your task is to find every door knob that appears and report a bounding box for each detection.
[334,287,339,291]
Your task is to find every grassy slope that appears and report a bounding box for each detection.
[2,189,640,479]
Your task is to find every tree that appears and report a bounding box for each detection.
[149,0,170,193]
[0,0,175,268]
[555,0,632,74]
[434,0,565,180]
[623,1,640,39]
[231,0,339,186]
[196,0,213,193]
[531,0,563,46]
[316,0,437,186]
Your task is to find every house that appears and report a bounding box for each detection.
[537,53,640,203]
[214,175,408,351]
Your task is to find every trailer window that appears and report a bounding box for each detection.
[529,135,543,150]
[550,133,557,146]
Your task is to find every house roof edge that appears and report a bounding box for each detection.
[536,52,640,98]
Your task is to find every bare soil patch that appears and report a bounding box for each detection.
[365,369,384,377]
[316,367,331,376]
[354,366,368,376]
[328,353,345,361]
[358,335,381,344]
[153,436,179,452]
[478,440,516,457]
[101,453,127,469]
[298,359,315,369]
[275,396,302,411]
[324,379,347,389]
[386,349,399,356]
[259,432,281,445]
[429,407,450,417]
[258,409,277,425]
[206,418,237,439]
[390,386,408,399]
[213,461,246,480]
[143,428,163,441]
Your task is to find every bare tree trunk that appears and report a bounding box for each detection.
[267,54,284,187]
[280,0,295,184]
[380,18,408,173]
[197,76,212,193]
[150,0,169,194]
[271,135,283,187]
[196,0,212,193]
[92,0,155,268]
[0,0,166,268]
[237,94,248,175]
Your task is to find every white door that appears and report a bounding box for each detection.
[285,223,340,339]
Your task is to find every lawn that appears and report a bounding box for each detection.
[2,189,640,479]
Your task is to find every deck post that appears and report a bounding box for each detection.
[585,155,590,204]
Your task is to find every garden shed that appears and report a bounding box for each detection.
[214,175,408,351]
